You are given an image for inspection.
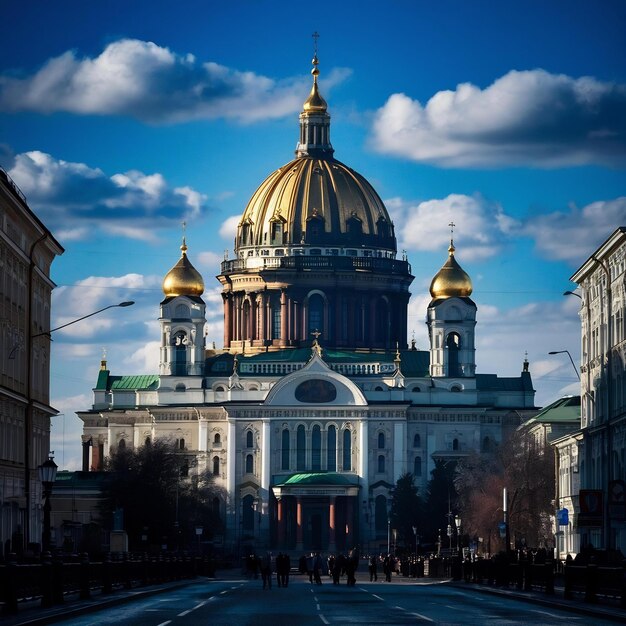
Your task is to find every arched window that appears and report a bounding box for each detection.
[215,386,225,392]
[297,425,306,471]
[173,331,187,376]
[118,438,126,449]
[242,494,254,532]
[343,429,351,471]
[378,455,385,473]
[246,430,253,448]
[413,433,421,448]
[145,437,151,446]
[312,425,321,471]
[414,456,422,477]
[453,438,459,451]
[213,455,220,476]
[327,425,336,471]
[245,454,254,474]
[308,293,324,337]
[447,332,461,377]
[378,432,385,449]
[282,428,290,470]
[179,438,185,450]
[375,495,388,536]
[214,433,221,446]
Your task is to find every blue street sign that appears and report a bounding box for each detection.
[498,522,506,538]
[557,508,569,526]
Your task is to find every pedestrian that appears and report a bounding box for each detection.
[261,551,273,589]
[282,552,291,587]
[368,554,378,581]
[276,552,284,587]
[334,554,343,584]
[306,552,314,583]
[327,554,336,581]
[383,554,392,582]
[313,552,323,584]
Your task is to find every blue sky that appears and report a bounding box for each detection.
[2,0,625,469]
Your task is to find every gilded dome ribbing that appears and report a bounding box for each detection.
[429,241,473,298]
[162,239,204,297]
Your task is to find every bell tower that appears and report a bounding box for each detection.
[159,235,206,377]
[427,230,476,378]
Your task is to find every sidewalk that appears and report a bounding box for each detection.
[450,579,626,624]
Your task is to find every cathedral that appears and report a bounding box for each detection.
[78,55,537,555]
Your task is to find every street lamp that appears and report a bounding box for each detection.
[38,452,58,554]
[563,290,582,299]
[387,499,392,554]
[548,350,580,381]
[252,497,260,546]
[21,300,134,548]
[454,515,462,554]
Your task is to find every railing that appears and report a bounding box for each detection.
[0,166,28,205]
[0,552,218,616]
[221,255,412,275]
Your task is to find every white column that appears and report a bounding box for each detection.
[261,419,271,496]
[227,420,237,540]
[359,418,369,480]
[393,421,406,483]
[198,413,208,452]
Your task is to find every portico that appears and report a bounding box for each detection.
[272,473,360,552]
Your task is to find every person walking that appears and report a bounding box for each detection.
[368,554,378,581]
[261,551,273,589]
[313,552,323,584]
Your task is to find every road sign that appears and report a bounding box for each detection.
[498,522,506,538]
[557,508,569,526]
[578,489,603,527]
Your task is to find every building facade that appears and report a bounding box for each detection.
[78,57,536,555]
[564,227,626,555]
[0,167,63,556]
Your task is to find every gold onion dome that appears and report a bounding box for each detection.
[162,239,204,297]
[429,241,473,298]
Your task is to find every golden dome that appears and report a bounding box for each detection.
[429,241,473,298]
[162,239,205,297]
[236,156,396,251]
[303,55,328,113]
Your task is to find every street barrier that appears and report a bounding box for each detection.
[0,552,215,616]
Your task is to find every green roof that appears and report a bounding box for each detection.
[205,348,430,377]
[96,371,159,391]
[274,472,358,486]
[530,395,581,424]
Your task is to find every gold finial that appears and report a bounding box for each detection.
[395,341,401,363]
[311,329,322,356]
[181,221,188,255]
[448,221,456,253]
[303,32,327,113]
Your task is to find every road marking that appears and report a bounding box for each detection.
[156,621,171,626]
[531,609,580,620]
[410,612,434,622]
[177,609,191,616]
[316,603,321,610]
[193,601,207,610]
[220,590,229,595]
[372,594,384,601]
[319,615,330,625]
[394,605,407,610]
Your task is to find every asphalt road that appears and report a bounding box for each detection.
[38,575,622,626]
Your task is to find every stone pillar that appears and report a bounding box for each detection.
[346,496,354,547]
[277,498,285,547]
[258,293,266,345]
[280,290,288,347]
[223,294,231,348]
[328,496,336,553]
[296,497,303,551]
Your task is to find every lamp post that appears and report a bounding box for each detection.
[252,497,260,547]
[454,515,462,554]
[548,350,580,381]
[195,526,203,555]
[20,299,134,548]
[412,525,418,561]
[387,499,392,555]
[38,453,58,554]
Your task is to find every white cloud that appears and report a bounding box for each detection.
[387,193,518,260]
[524,196,626,263]
[6,150,209,240]
[0,38,351,124]
[125,340,160,372]
[219,215,240,242]
[371,69,626,168]
[198,250,224,269]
